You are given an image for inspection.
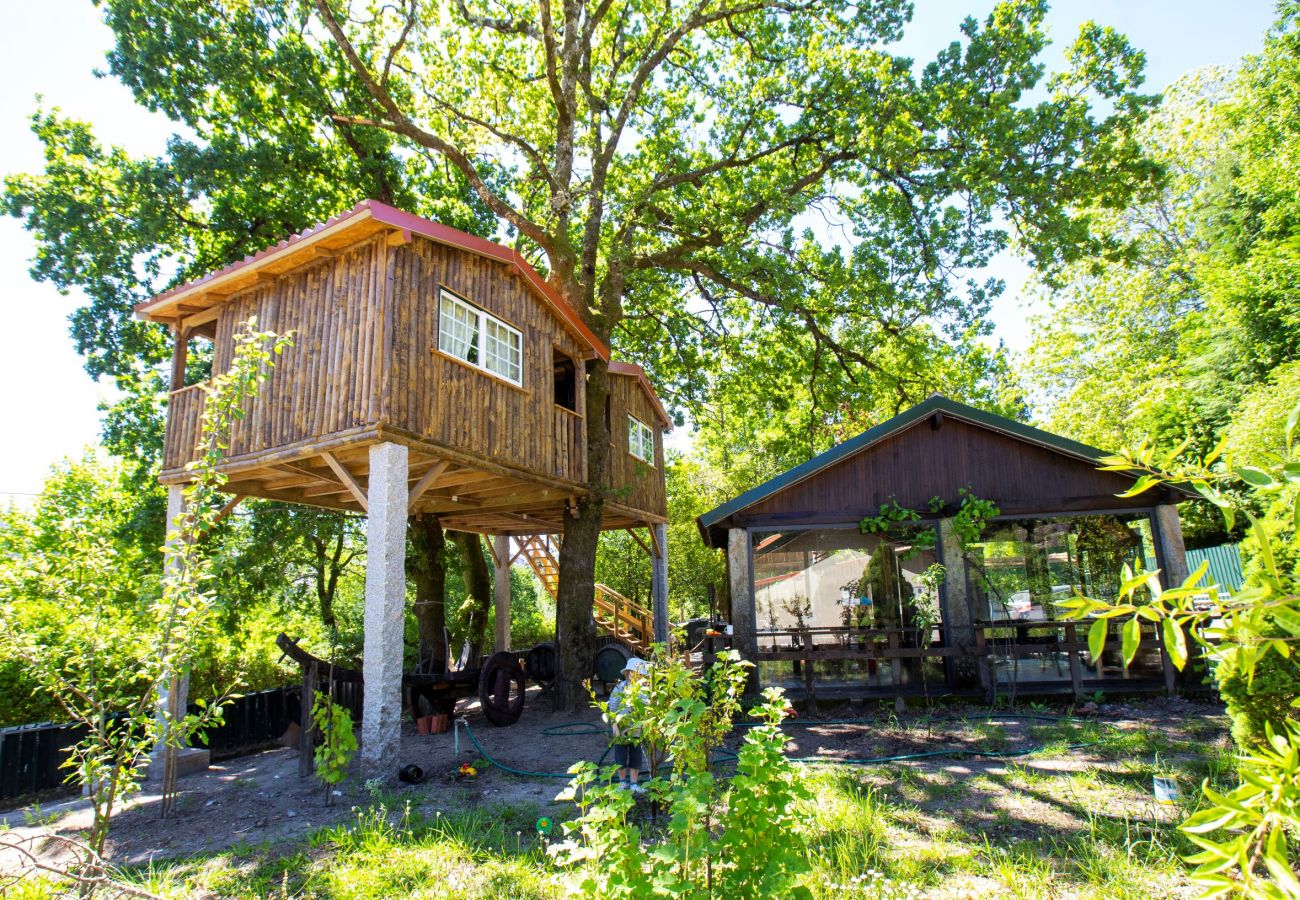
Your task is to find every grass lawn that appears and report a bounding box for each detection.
[6,709,1231,899]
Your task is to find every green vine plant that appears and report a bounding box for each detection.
[312,693,358,801]
[554,649,813,896]
[1058,405,1300,898]
[0,318,292,865]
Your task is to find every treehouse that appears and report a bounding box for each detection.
[137,200,671,774]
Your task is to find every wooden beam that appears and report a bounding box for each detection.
[321,451,368,512]
[385,228,413,247]
[408,460,452,508]
[647,523,664,560]
[212,494,245,527]
[626,527,654,558]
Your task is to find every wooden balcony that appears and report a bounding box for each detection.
[552,406,586,484]
[163,383,207,472]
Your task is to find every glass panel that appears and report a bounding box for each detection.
[483,317,522,383]
[750,526,942,694]
[439,292,479,364]
[963,513,1163,685]
[628,416,653,463]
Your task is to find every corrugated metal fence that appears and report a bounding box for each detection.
[1186,543,1246,594]
[0,683,362,805]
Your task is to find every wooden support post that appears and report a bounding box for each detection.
[802,635,817,716]
[360,442,407,779]
[493,534,511,653]
[322,450,369,512]
[651,522,669,646]
[888,629,905,711]
[298,660,319,777]
[170,326,189,391]
[1065,621,1084,701]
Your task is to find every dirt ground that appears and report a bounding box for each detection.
[0,689,1228,872]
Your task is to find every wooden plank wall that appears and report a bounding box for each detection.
[607,373,668,517]
[387,237,590,485]
[199,238,386,463]
[736,417,1154,526]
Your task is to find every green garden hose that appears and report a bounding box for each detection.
[460,713,1114,780]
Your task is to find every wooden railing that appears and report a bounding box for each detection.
[705,617,1174,704]
[594,584,654,652]
[552,406,586,483]
[162,382,208,471]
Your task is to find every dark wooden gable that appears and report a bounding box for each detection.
[722,415,1164,532]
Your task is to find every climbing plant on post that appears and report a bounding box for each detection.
[0,319,293,868]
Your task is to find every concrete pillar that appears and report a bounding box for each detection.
[1153,503,1191,694]
[360,442,408,779]
[938,518,981,689]
[651,523,669,645]
[1153,503,1190,588]
[148,485,189,782]
[726,528,757,659]
[493,534,511,652]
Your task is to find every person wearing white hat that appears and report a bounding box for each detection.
[607,656,650,792]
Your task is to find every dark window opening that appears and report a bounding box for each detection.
[553,350,578,411]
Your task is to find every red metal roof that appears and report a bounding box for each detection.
[134,199,610,360]
[609,360,673,431]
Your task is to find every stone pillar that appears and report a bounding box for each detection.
[726,528,757,659]
[1153,504,1190,588]
[938,518,981,690]
[493,534,511,653]
[651,523,669,645]
[148,485,190,783]
[361,441,408,779]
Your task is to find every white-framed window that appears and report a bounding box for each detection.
[438,287,523,385]
[628,414,655,464]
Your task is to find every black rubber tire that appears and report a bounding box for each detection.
[478,651,527,727]
[525,641,559,688]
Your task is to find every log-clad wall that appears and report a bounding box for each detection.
[607,372,667,516]
[160,229,666,522]
[386,237,590,485]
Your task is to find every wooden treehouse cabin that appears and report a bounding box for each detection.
[137,200,671,775]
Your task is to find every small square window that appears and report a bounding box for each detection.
[628,415,655,464]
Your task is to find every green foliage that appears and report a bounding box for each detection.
[1060,402,1300,896]
[312,693,358,788]
[1215,622,1300,750]
[0,319,290,854]
[553,650,812,897]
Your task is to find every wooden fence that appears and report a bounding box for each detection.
[0,683,366,805]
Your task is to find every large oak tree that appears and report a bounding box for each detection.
[7,0,1159,705]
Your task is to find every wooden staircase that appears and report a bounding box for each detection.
[517,535,653,653]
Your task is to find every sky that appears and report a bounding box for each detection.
[0,0,1280,500]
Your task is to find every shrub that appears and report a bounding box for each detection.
[1214,621,1300,748]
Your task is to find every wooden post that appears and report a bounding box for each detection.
[888,629,905,711]
[1064,622,1084,701]
[802,633,817,716]
[360,441,407,780]
[299,661,318,777]
[170,326,189,390]
[651,522,669,646]
[493,534,511,653]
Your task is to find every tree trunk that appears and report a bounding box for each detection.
[451,530,493,658]
[554,360,612,710]
[407,515,446,667]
